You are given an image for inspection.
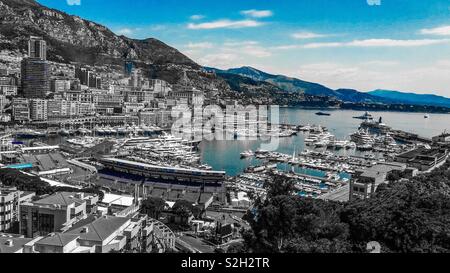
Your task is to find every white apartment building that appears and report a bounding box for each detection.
[30,99,48,121]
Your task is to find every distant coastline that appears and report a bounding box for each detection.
[284,103,450,114]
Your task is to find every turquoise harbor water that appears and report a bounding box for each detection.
[199,108,450,176]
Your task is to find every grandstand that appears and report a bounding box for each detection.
[19,152,69,172]
[144,184,218,208]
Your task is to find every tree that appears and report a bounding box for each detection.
[244,172,351,253]
[191,205,203,218]
[244,158,450,253]
[264,173,296,199]
[141,197,166,219]
[0,168,52,195]
[387,172,402,183]
[172,200,194,218]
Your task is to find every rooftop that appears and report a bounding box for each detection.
[65,216,130,243]
[360,163,406,178]
[0,237,33,253]
[397,148,447,161]
[102,193,135,207]
[35,233,79,247]
[34,192,85,207]
[397,148,427,159]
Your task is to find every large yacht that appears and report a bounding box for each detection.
[350,129,374,145]
[353,111,373,120]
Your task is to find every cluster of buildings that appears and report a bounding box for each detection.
[349,162,409,201]
[349,135,450,201]
[2,37,216,128]
[0,186,175,253]
[0,36,295,254]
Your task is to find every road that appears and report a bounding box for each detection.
[319,184,350,202]
[178,235,216,253]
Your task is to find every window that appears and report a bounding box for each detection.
[38,213,55,235]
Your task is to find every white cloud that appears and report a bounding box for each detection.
[187,19,264,30]
[271,45,301,50]
[186,42,214,49]
[436,59,450,67]
[296,61,450,96]
[190,15,205,21]
[67,0,81,5]
[420,25,450,36]
[291,32,327,40]
[220,41,271,58]
[273,38,450,51]
[348,39,450,47]
[182,40,272,69]
[149,25,166,31]
[223,41,259,47]
[237,46,271,58]
[240,9,273,18]
[297,63,361,87]
[302,42,343,49]
[198,53,241,68]
[362,60,399,66]
[115,28,134,36]
[302,38,450,48]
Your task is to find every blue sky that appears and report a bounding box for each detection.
[38,0,450,96]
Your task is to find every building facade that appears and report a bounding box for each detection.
[30,99,48,121]
[21,58,50,98]
[19,192,96,238]
[12,98,30,122]
[0,187,20,233]
[349,163,407,201]
[28,37,47,60]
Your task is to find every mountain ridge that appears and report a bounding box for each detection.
[369,89,450,108]
[208,66,450,107]
[206,66,399,104]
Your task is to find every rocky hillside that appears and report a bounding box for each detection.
[0,0,228,90]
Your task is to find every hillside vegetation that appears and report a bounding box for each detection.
[242,160,450,253]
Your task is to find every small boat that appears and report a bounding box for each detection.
[117,127,127,135]
[353,111,373,120]
[59,129,70,136]
[95,127,106,135]
[333,140,347,150]
[15,129,45,139]
[315,112,331,116]
[77,128,90,135]
[424,114,430,119]
[357,144,373,151]
[48,130,59,136]
[240,150,254,158]
[314,140,329,148]
[345,142,356,149]
[299,124,312,131]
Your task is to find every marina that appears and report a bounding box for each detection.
[199,108,450,176]
[2,107,449,205]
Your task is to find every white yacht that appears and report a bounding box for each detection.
[95,127,106,135]
[314,140,329,148]
[240,150,255,158]
[350,129,374,145]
